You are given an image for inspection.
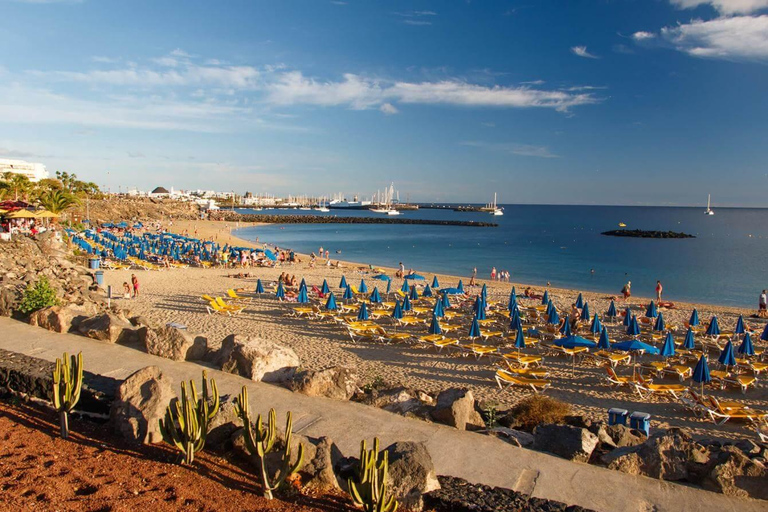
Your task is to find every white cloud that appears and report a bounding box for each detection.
[571,46,600,59]
[394,10,437,25]
[669,0,768,14]
[637,15,768,60]
[379,103,398,115]
[460,140,559,158]
[631,31,656,41]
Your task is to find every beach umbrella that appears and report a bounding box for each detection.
[343,285,354,301]
[372,274,391,282]
[403,294,412,312]
[473,296,487,320]
[513,328,526,356]
[468,317,481,339]
[689,308,700,327]
[623,307,632,326]
[428,314,442,335]
[391,299,403,320]
[359,279,368,294]
[401,280,410,293]
[541,289,549,305]
[255,279,264,295]
[276,281,285,300]
[653,312,666,332]
[409,285,419,301]
[510,312,523,334]
[548,309,560,326]
[560,318,572,337]
[325,292,338,311]
[590,313,602,336]
[321,279,330,295]
[734,315,746,335]
[423,284,433,298]
[441,292,451,309]
[555,335,597,349]
[339,276,348,289]
[508,297,518,314]
[738,332,755,357]
[705,316,721,337]
[433,299,444,318]
[357,302,369,321]
[693,355,711,396]
[580,302,591,322]
[386,280,392,295]
[645,301,658,319]
[661,332,676,358]
[297,287,309,304]
[761,323,768,342]
[509,287,517,304]
[481,284,487,300]
[405,273,425,281]
[575,293,584,309]
[299,278,306,291]
[457,280,464,293]
[597,326,611,349]
[546,300,556,318]
[369,287,382,303]
[626,315,641,336]
[684,327,696,350]
[718,340,736,369]
[432,276,439,288]
[612,339,660,355]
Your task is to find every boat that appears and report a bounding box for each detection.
[328,193,372,210]
[369,183,403,215]
[705,194,714,215]
[483,193,504,216]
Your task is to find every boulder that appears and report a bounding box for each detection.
[291,366,359,400]
[111,366,174,445]
[78,312,138,344]
[219,335,300,382]
[143,326,207,361]
[300,436,342,491]
[487,427,535,448]
[603,424,646,448]
[384,441,441,511]
[206,396,241,452]
[28,303,95,333]
[533,424,599,463]
[703,445,768,499]
[0,286,19,316]
[430,388,485,431]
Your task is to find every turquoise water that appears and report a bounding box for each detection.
[233,205,768,308]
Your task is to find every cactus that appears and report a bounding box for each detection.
[348,438,398,512]
[159,370,220,465]
[234,386,304,499]
[52,352,83,439]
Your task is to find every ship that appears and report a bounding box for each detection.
[479,193,504,216]
[328,192,372,210]
[705,194,714,215]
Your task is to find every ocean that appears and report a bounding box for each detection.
[233,205,768,308]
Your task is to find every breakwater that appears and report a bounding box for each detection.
[209,211,497,227]
[602,229,695,239]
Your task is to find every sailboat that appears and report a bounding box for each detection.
[705,194,714,216]
[488,193,504,216]
[315,196,330,212]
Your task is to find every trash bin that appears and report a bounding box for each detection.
[94,270,104,287]
[88,258,101,270]
[608,408,629,426]
[630,411,651,436]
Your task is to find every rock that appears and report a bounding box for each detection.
[487,427,535,448]
[430,388,485,431]
[291,366,359,400]
[735,439,761,457]
[300,436,341,491]
[78,312,138,344]
[143,326,207,361]
[206,396,241,452]
[384,441,441,511]
[703,445,768,499]
[533,424,599,463]
[604,424,646,448]
[111,366,174,445]
[129,315,156,329]
[28,303,95,333]
[219,335,300,382]
[0,286,19,317]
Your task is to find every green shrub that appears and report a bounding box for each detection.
[18,276,60,314]
[510,395,570,431]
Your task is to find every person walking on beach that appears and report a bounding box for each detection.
[760,290,767,312]
[622,281,631,301]
[131,274,139,298]
[491,267,497,281]
[655,280,663,302]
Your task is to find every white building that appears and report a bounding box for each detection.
[0,159,50,182]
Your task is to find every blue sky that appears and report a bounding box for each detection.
[1,0,767,205]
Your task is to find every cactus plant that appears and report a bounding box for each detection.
[233,386,304,499]
[159,370,220,465]
[348,438,398,512]
[52,352,83,439]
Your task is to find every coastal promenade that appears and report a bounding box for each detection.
[1,317,763,512]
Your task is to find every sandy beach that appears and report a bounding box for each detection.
[104,220,767,441]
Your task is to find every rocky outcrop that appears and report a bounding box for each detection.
[110,366,174,445]
[291,366,359,400]
[218,335,300,382]
[78,312,137,344]
[703,445,768,499]
[206,396,241,452]
[384,441,441,511]
[534,424,599,463]
[143,326,207,361]
[28,303,97,333]
[430,388,485,431]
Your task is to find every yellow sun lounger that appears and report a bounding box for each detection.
[462,343,498,359]
[593,350,631,368]
[662,365,693,382]
[706,396,768,426]
[710,371,757,394]
[501,352,543,368]
[604,366,645,387]
[737,359,768,375]
[496,362,550,379]
[494,370,552,393]
[206,300,245,316]
[227,289,252,302]
[632,382,687,400]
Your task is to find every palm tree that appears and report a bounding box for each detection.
[1,172,32,201]
[38,189,80,214]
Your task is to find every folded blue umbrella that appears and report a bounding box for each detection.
[546,300,556,318]
[761,323,768,342]
[705,316,721,336]
[391,299,403,319]
[276,281,285,300]
[431,276,439,288]
[555,335,596,349]
[372,274,391,281]
[299,278,306,290]
[612,339,659,355]
[339,276,348,289]
[548,309,560,326]
[645,301,658,319]
[718,340,736,367]
[468,317,481,338]
[689,308,700,327]
[597,327,611,349]
[481,284,487,299]
[325,292,337,311]
[575,293,584,309]
[541,289,549,305]
[386,280,392,295]
[359,279,368,294]
[357,302,369,321]
[401,280,410,293]
[510,313,523,333]
[683,327,696,349]
[508,297,518,314]
[405,273,425,281]
[422,284,433,297]
[509,287,517,305]
[653,312,666,332]
[734,315,746,335]
[297,287,309,304]
[428,314,442,335]
[693,355,711,386]
[457,279,464,293]
[626,315,641,336]
[738,332,755,356]
[623,307,632,326]
[441,292,451,309]
[474,296,487,320]
[433,299,444,318]
[321,279,330,295]
[590,313,602,335]
[403,294,412,311]
[409,285,419,301]
[513,328,526,350]
[369,287,382,303]
[560,318,572,336]
[580,302,591,322]
[440,287,462,295]
[343,284,354,301]
[661,332,676,357]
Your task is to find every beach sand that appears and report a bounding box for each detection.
[104,220,767,441]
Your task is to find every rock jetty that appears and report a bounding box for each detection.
[209,211,497,227]
[602,229,695,239]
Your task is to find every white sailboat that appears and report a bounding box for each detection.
[705,194,714,215]
[315,196,330,212]
[490,193,504,216]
